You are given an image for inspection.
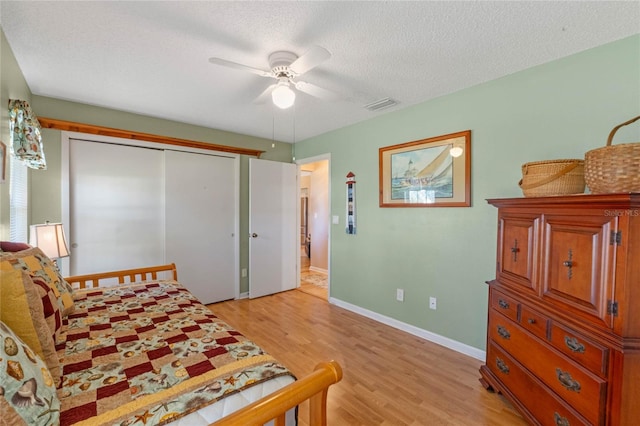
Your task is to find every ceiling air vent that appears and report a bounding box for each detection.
[364,97,398,112]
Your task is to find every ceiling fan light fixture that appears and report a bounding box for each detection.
[272,81,296,109]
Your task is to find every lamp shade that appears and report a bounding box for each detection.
[29,222,70,259]
[272,82,296,109]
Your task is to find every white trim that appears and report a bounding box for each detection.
[60,136,70,277]
[238,291,249,299]
[308,266,328,274]
[328,297,486,361]
[296,153,331,166]
[232,156,240,301]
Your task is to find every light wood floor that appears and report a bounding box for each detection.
[297,279,328,299]
[208,290,527,426]
[297,254,328,300]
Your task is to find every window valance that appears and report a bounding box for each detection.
[8,99,47,169]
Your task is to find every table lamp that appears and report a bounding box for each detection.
[29,222,70,267]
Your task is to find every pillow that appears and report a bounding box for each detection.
[0,246,74,316]
[0,241,31,252]
[0,321,60,426]
[30,276,64,345]
[0,270,61,386]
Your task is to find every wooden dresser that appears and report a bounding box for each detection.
[480,194,640,426]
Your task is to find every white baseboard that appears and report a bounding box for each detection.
[328,297,486,361]
[238,292,249,299]
[308,266,328,274]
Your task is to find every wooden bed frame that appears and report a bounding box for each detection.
[65,264,342,426]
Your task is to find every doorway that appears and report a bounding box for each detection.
[296,155,330,299]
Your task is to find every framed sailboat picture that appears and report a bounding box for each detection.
[379,130,471,207]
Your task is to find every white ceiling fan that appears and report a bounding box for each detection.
[208,46,338,109]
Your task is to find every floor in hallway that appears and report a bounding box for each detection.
[297,253,328,299]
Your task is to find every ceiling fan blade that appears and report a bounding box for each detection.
[208,57,272,78]
[294,80,340,101]
[289,46,331,75]
[253,83,277,104]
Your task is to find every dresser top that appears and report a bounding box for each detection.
[487,193,640,208]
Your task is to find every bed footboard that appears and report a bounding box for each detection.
[212,360,342,426]
[65,263,178,288]
[65,265,342,425]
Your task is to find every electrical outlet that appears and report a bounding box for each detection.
[429,297,437,310]
[241,268,247,278]
[396,289,404,302]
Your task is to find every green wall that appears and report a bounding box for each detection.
[295,35,640,351]
[0,29,32,238]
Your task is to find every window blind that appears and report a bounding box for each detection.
[9,156,28,242]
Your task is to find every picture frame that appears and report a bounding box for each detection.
[0,141,6,183]
[379,130,471,207]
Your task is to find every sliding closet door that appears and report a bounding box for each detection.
[165,150,237,304]
[69,140,165,275]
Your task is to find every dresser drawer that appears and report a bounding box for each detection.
[490,289,519,323]
[550,322,609,377]
[520,304,549,340]
[489,311,606,424]
[487,341,590,426]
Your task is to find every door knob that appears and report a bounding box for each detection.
[251,233,258,238]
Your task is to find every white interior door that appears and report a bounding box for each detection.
[249,158,298,298]
[69,140,165,275]
[165,150,237,304]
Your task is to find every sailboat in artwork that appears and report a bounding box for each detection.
[391,145,455,201]
[415,146,453,188]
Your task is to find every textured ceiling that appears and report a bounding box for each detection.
[1,1,638,143]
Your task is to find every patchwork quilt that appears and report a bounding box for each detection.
[56,281,294,426]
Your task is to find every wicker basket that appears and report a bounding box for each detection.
[518,159,585,197]
[584,115,640,194]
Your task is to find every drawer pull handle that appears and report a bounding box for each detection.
[564,336,586,354]
[498,299,509,309]
[554,412,570,426]
[497,325,511,340]
[496,358,510,375]
[527,318,536,324]
[563,249,574,280]
[556,368,581,392]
